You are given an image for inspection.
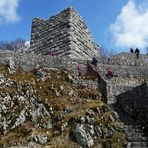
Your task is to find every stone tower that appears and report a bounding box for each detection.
[30,7,100,60]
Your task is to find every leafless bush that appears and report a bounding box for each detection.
[0,38,26,51]
[99,45,116,62]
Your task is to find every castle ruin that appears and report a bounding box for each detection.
[0,7,148,148]
[30,7,100,60]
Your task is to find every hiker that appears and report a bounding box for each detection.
[76,63,81,77]
[91,57,98,66]
[48,51,54,56]
[130,48,134,53]
[135,48,140,59]
[107,58,110,62]
[107,58,110,64]
[106,67,114,78]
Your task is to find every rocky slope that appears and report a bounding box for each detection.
[0,64,126,148]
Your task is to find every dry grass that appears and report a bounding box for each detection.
[0,65,125,147]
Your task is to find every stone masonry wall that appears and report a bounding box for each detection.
[0,50,147,105]
[0,50,88,75]
[109,52,148,67]
[115,82,148,125]
[91,63,148,104]
[30,7,100,60]
[0,50,99,92]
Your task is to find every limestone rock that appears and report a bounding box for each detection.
[8,58,15,74]
[33,135,48,145]
[94,125,103,137]
[96,107,101,115]
[80,116,86,124]
[36,69,47,82]
[109,114,115,122]
[11,109,26,129]
[112,111,119,120]
[64,106,72,113]
[19,63,34,72]
[59,85,64,91]
[67,74,74,83]
[73,124,94,147]
[31,103,50,121]
[68,89,74,97]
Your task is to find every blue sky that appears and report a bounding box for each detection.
[0,0,148,53]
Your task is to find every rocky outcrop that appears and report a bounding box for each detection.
[73,124,94,147]
[0,64,125,147]
[0,82,52,135]
[90,60,148,104]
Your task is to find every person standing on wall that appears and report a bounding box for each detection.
[135,48,140,59]
[130,48,134,53]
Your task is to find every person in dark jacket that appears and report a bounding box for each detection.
[130,48,134,53]
[91,57,98,66]
[135,48,140,59]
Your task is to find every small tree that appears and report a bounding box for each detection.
[99,45,116,62]
[0,38,26,51]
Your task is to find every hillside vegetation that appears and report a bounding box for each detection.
[0,64,126,147]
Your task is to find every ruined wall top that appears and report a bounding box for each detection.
[32,7,76,25]
[109,52,148,67]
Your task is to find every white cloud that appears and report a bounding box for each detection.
[109,0,148,51]
[0,0,21,24]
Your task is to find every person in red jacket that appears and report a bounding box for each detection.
[48,51,54,56]
[76,63,82,76]
[106,68,114,78]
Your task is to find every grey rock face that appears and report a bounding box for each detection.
[0,77,51,134]
[73,124,94,147]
